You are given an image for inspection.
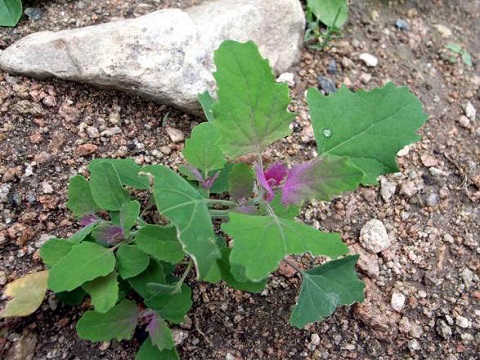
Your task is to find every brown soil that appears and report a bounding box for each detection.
[1,0,479,359]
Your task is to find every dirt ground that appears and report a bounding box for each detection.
[0,0,479,359]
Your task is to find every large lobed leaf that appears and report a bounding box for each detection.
[290,255,365,328]
[67,175,98,217]
[89,162,130,211]
[222,213,348,282]
[0,0,22,27]
[308,83,427,184]
[0,270,48,318]
[212,41,295,159]
[141,165,221,282]
[83,272,119,313]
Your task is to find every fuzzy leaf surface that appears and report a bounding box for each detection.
[223,213,348,282]
[184,122,225,175]
[76,299,138,341]
[146,314,174,351]
[145,284,192,324]
[228,163,254,200]
[290,255,365,328]
[40,238,74,267]
[134,225,184,265]
[0,271,48,318]
[136,338,179,360]
[212,41,295,159]
[116,244,150,279]
[67,175,98,217]
[308,83,427,184]
[48,241,116,292]
[89,158,150,189]
[89,162,130,211]
[281,156,364,205]
[83,272,119,313]
[0,0,22,27]
[141,165,221,282]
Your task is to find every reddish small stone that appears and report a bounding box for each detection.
[7,223,34,246]
[30,132,43,144]
[76,143,98,156]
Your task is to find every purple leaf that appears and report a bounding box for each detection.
[91,223,124,246]
[183,164,219,190]
[281,156,364,205]
[255,163,288,201]
[233,205,258,215]
[79,214,98,226]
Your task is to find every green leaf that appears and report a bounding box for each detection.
[69,222,98,243]
[212,40,295,159]
[76,299,138,341]
[48,241,116,293]
[145,284,192,324]
[269,193,301,219]
[89,161,130,210]
[198,91,216,122]
[290,255,365,328]
[39,238,74,267]
[308,83,427,184]
[147,314,174,351]
[67,175,99,217]
[446,42,462,54]
[83,272,119,313]
[55,287,87,305]
[223,213,348,282]
[89,158,150,189]
[307,0,348,28]
[184,122,225,175]
[116,244,150,279]
[461,51,472,67]
[136,338,179,360]
[141,165,221,282]
[129,260,168,298]
[228,163,254,200]
[0,0,22,27]
[218,248,267,293]
[120,200,140,237]
[134,225,184,265]
[281,156,364,205]
[209,163,234,194]
[0,271,48,318]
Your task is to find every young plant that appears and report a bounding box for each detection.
[443,42,473,67]
[0,40,427,358]
[304,0,348,49]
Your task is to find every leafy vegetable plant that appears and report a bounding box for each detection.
[0,40,427,358]
[0,0,22,27]
[444,42,473,67]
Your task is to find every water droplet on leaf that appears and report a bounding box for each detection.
[323,129,332,138]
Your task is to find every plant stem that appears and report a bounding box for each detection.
[282,257,303,274]
[175,260,194,292]
[206,199,238,208]
[208,209,231,220]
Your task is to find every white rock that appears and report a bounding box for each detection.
[41,181,54,194]
[165,127,185,143]
[86,126,100,138]
[359,219,392,253]
[455,316,470,329]
[359,53,378,67]
[391,291,406,312]
[464,102,476,121]
[276,72,295,87]
[310,333,320,346]
[397,144,411,157]
[0,0,305,114]
[380,176,396,201]
[434,24,452,38]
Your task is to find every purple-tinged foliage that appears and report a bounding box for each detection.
[79,214,98,226]
[183,164,219,190]
[255,163,288,201]
[92,223,124,246]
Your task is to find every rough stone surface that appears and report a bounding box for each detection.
[359,219,392,253]
[0,0,305,114]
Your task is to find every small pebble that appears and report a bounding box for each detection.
[41,182,54,194]
[359,73,372,83]
[455,316,470,329]
[380,177,396,201]
[464,102,476,120]
[436,319,452,339]
[391,291,406,312]
[359,53,378,67]
[425,192,439,207]
[395,19,410,31]
[276,72,295,87]
[76,144,98,156]
[101,126,122,137]
[359,219,392,253]
[458,115,470,128]
[311,333,320,346]
[86,126,100,138]
[24,7,44,21]
[0,270,6,285]
[399,181,417,197]
[434,24,452,38]
[317,76,337,94]
[408,339,420,352]
[327,59,337,74]
[165,127,185,143]
[461,268,474,287]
